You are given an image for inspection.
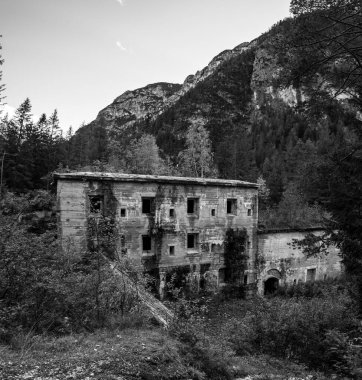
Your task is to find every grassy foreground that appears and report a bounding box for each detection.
[0,325,330,380]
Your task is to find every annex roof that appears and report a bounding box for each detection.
[54,172,258,189]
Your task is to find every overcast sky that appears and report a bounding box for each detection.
[0,0,291,132]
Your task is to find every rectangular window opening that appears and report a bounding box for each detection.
[247,208,252,216]
[211,209,216,216]
[187,199,195,214]
[187,233,198,249]
[211,243,217,253]
[120,208,126,217]
[227,199,237,215]
[169,246,175,256]
[89,195,104,214]
[306,268,316,282]
[169,208,175,218]
[142,235,152,251]
[142,197,155,214]
[243,274,248,285]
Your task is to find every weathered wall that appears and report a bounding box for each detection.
[57,178,259,284]
[257,230,342,294]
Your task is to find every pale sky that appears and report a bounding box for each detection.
[0,0,291,132]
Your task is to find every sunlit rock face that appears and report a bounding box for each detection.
[95,41,252,131]
[96,82,182,126]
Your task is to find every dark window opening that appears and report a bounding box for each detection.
[120,235,127,255]
[211,243,217,253]
[120,208,126,217]
[89,195,104,214]
[247,208,252,216]
[187,233,198,249]
[247,241,251,249]
[243,274,248,285]
[169,208,175,218]
[142,235,152,251]
[169,246,175,256]
[187,198,198,214]
[306,268,316,282]
[142,198,155,214]
[211,209,216,216]
[227,199,237,215]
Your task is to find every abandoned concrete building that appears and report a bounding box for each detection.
[55,172,342,296]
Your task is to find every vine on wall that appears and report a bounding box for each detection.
[224,228,249,285]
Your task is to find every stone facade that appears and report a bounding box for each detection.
[55,172,259,296]
[55,172,342,297]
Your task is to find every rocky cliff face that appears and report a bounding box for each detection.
[94,41,252,131]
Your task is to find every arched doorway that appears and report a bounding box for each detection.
[263,269,282,295]
[264,277,279,295]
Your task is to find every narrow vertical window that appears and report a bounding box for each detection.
[169,246,175,256]
[142,235,152,252]
[120,208,126,217]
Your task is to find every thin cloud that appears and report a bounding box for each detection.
[116,41,127,51]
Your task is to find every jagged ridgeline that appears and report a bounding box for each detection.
[67,13,360,202]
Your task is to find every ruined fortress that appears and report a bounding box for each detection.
[55,172,342,297]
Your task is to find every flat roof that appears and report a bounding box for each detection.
[54,172,258,188]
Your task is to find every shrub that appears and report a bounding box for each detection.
[228,289,360,376]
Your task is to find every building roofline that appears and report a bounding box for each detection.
[54,172,259,188]
[257,226,324,234]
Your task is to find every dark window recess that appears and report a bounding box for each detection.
[142,198,155,214]
[211,209,216,216]
[142,235,152,251]
[227,199,237,214]
[89,195,103,213]
[211,243,217,253]
[306,268,316,282]
[247,208,252,216]
[187,198,198,214]
[120,208,126,217]
[243,274,248,285]
[187,233,198,249]
[169,208,175,218]
[120,235,127,255]
[169,246,175,256]
[247,241,251,249]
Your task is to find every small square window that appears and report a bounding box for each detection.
[211,209,216,216]
[247,208,252,216]
[187,198,198,214]
[120,208,126,217]
[142,198,155,214]
[187,233,198,249]
[89,195,103,214]
[227,199,237,215]
[169,246,175,256]
[142,235,152,251]
[169,208,175,218]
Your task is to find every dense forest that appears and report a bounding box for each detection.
[0,0,361,378]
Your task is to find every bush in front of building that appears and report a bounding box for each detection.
[228,288,361,377]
